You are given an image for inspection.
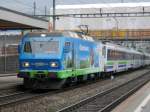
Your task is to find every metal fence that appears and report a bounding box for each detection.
[0,35,21,74]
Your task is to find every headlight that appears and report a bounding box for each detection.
[23,62,30,67]
[50,62,58,67]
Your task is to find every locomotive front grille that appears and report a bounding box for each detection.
[36,74,46,78]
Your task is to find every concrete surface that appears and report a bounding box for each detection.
[0,76,22,89]
[112,81,150,112]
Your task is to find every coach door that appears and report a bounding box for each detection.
[101,45,106,71]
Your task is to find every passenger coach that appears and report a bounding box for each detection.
[104,43,145,73]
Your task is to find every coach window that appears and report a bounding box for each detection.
[116,51,120,60]
[107,49,111,60]
[123,52,125,60]
[111,50,114,60]
[102,46,106,58]
[24,42,32,53]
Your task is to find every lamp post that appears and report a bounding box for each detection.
[53,0,56,31]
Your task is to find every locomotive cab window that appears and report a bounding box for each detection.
[31,41,59,54]
[24,42,32,53]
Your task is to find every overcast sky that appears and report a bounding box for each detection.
[0,0,150,15]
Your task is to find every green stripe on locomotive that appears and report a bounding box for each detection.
[20,67,100,79]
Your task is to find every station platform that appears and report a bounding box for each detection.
[112,81,150,112]
[0,75,22,89]
[0,73,16,77]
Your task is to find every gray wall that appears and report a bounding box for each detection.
[0,35,20,73]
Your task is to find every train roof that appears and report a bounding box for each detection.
[24,31,94,42]
[105,42,142,54]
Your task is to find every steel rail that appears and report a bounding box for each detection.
[0,91,25,99]
[99,76,150,112]
[57,71,150,112]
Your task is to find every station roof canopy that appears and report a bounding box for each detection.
[0,7,49,30]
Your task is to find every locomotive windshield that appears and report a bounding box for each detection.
[24,41,59,54]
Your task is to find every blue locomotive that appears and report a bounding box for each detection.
[18,31,104,89]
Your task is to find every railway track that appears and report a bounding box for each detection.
[0,88,60,109]
[0,78,103,109]
[0,73,114,109]
[57,71,150,112]
[0,68,149,111]
[0,91,28,105]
